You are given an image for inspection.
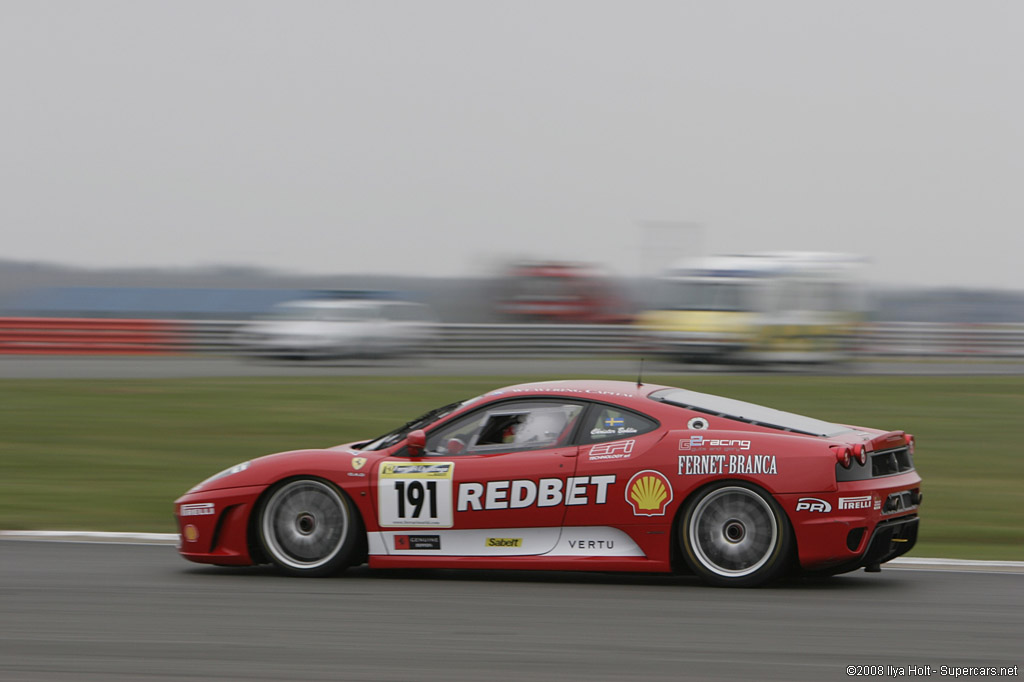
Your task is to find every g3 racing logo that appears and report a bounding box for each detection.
[679,436,751,451]
[795,497,832,513]
[625,470,673,517]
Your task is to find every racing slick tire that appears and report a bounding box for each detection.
[258,478,361,577]
[680,481,794,587]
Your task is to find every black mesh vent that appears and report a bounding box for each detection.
[837,445,914,481]
[871,446,915,477]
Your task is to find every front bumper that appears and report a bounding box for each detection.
[174,485,265,566]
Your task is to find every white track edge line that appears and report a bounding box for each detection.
[1,530,1022,570]
[0,530,179,544]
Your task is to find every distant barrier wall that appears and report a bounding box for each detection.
[0,318,181,355]
[1,318,1023,358]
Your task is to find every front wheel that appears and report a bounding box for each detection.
[680,482,793,587]
[258,478,360,577]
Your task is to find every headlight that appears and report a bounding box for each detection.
[189,461,251,492]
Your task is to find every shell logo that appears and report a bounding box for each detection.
[625,470,673,517]
[183,524,199,543]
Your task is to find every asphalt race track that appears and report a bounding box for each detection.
[1,540,1020,681]
[3,355,1022,681]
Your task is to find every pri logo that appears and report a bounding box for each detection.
[625,470,673,517]
[795,497,832,513]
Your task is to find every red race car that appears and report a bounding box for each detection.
[175,380,921,587]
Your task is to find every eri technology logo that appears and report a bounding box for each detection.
[625,470,673,516]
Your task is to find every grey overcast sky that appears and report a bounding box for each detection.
[2,1,1022,289]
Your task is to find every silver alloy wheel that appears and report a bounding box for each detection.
[261,479,349,571]
[687,485,779,578]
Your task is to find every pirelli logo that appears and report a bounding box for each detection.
[180,503,215,516]
[838,496,872,510]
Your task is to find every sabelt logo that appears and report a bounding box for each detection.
[486,537,523,548]
[180,503,215,516]
[625,470,673,517]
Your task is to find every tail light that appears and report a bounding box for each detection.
[833,445,852,468]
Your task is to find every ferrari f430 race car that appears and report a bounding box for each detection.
[175,380,921,586]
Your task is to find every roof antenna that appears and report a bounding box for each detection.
[637,357,645,389]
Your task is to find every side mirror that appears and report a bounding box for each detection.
[407,429,427,456]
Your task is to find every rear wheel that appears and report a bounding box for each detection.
[680,482,793,587]
[259,478,360,577]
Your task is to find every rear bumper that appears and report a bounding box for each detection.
[823,515,919,575]
[862,515,919,566]
[783,471,922,571]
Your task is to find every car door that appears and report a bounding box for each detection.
[374,399,607,557]
[562,403,665,527]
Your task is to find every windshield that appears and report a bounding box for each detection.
[359,399,468,451]
[270,303,374,322]
[649,388,851,437]
[656,279,753,312]
[509,275,580,302]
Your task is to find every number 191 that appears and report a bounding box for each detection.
[395,480,438,519]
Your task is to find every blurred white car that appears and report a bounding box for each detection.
[238,298,437,359]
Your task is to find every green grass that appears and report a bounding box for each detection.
[2,374,1022,560]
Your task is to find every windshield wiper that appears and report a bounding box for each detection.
[372,400,465,450]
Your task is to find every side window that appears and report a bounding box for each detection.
[583,405,658,444]
[425,401,584,455]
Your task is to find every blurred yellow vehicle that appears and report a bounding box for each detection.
[637,252,866,364]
